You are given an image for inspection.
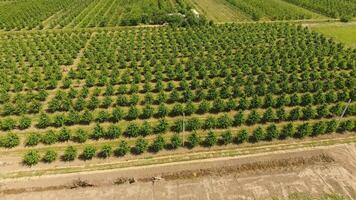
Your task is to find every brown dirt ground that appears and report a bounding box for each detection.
[0,143,355,199]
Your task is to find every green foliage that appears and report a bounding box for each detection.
[114,141,130,157]
[295,123,312,138]
[26,133,41,146]
[187,132,201,148]
[58,127,71,142]
[104,124,121,139]
[37,112,51,129]
[1,133,20,148]
[91,123,104,140]
[72,129,88,143]
[220,130,233,145]
[204,131,217,147]
[18,116,32,130]
[265,124,279,140]
[170,134,183,149]
[134,138,148,154]
[150,134,166,152]
[42,149,58,163]
[23,150,40,166]
[125,122,140,137]
[1,118,16,131]
[280,123,295,139]
[340,15,351,22]
[98,144,112,158]
[252,126,265,142]
[41,130,58,145]
[235,129,248,144]
[81,145,96,160]
[62,146,77,161]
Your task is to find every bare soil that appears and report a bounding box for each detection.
[0,143,355,199]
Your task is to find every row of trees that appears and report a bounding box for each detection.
[0,100,353,131]
[226,0,316,21]
[1,24,353,94]
[0,0,74,30]
[2,99,354,132]
[284,0,356,18]
[22,119,355,166]
[1,117,353,150]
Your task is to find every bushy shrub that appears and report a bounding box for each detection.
[62,146,77,161]
[23,150,40,166]
[42,150,58,163]
[81,145,96,160]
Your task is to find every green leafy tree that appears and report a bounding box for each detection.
[126,106,139,120]
[37,112,51,128]
[246,110,261,125]
[1,133,20,148]
[289,107,301,121]
[220,130,233,145]
[23,150,40,166]
[265,124,279,140]
[233,112,245,126]
[156,103,168,118]
[252,126,265,142]
[295,123,312,138]
[81,145,96,160]
[337,120,354,133]
[96,110,110,122]
[18,115,32,130]
[98,144,112,158]
[187,132,201,148]
[216,114,233,129]
[42,150,58,163]
[197,100,210,114]
[235,129,248,144]
[104,124,121,139]
[134,138,148,154]
[139,121,153,137]
[91,123,104,140]
[150,135,166,152]
[72,129,88,143]
[186,117,202,131]
[262,108,276,123]
[203,117,216,130]
[125,122,140,137]
[280,123,295,139]
[53,114,66,127]
[1,118,16,131]
[302,106,317,120]
[204,131,217,147]
[111,107,124,122]
[26,133,41,146]
[312,121,326,136]
[326,120,337,133]
[41,130,58,145]
[155,119,168,134]
[114,141,130,157]
[62,146,77,161]
[170,134,183,149]
[80,109,93,124]
[58,127,71,142]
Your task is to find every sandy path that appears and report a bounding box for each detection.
[1,143,355,199]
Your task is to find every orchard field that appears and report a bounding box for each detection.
[0,0,354,184]
[0,22,355,167]
[0,0,355,30]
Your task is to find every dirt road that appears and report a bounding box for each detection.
[1,143,355,200]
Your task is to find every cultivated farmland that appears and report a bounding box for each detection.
[0,0,355,199]
[0,23,355,164]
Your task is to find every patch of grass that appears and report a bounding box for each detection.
[188,0,249,22]
[311,23,356,48]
